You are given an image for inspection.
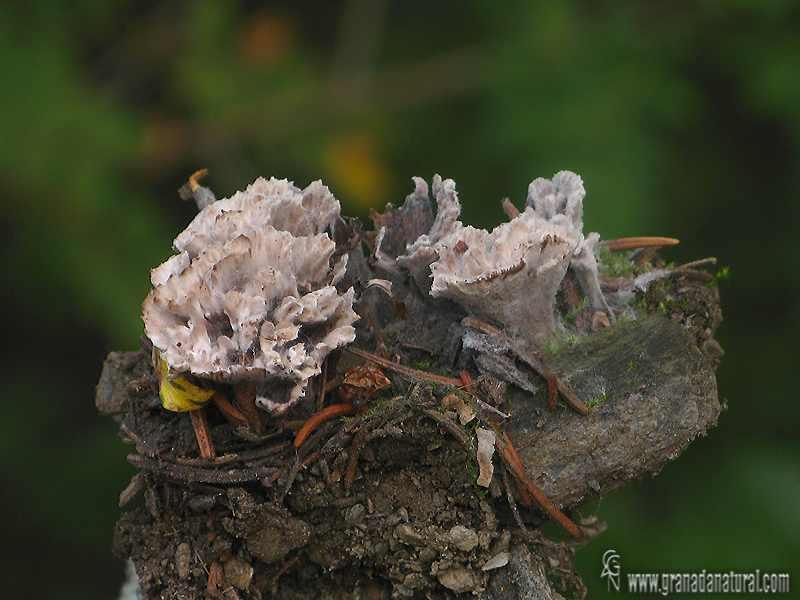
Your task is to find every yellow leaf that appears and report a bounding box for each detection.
[156,357,215,412]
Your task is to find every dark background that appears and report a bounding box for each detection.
[1,2,798,598]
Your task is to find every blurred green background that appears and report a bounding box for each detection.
[1,2,798,599]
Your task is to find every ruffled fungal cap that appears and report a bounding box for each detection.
[429,208,580,343]
[395,175,462,292]
[527,171,609,315]
[408,171,606,344]
[142,178,357,415]
[174,177,341,257]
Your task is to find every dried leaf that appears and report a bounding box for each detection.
[475,427,496,487]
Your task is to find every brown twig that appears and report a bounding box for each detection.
[188,408,216,460]
[346,347,463,386]
[677,257,717,270]
[188,168,209,192]
[212,393,249,428]
[546,371,559,411]
[602,236,680,251]
[419,407,472,449]
[496,431,582,538]
[269,554,300,586]
[293,403,358,448]
[234,383,262,430]
[344,426,370,490]
[127,454,277,484]
[560,273,586,330]
[501,463,528,535]
[363,305,387,352]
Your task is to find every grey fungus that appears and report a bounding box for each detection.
[396,175,462,293]
[142,178,358,415]
[527,171,610,317]
[174,177,341,257]
[429,208,580,344]
[399,171,607,345]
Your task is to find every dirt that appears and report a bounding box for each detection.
[106,371,583,599]
[99,259,724,599]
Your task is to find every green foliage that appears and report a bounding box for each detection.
[710,265,732,286]
[585,390,608,408]
[598,245,639,278]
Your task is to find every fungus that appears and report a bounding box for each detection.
[396,171,610,345]
[526,171,610,316]
[142,178,358,415]
[174,177,341,257]
[429,204,581,344]
[396,175,462,292]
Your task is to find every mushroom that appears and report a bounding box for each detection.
[526,171,610,317]
[393,171,609,345]
[396,175,463,293]
[174,177,341,257]
[142,178,358,415]
[429,207,580,344]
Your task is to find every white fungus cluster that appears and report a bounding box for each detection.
[142,177,358,414]
[398,171,604,345]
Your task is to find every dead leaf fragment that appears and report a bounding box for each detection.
[475,427,495,487]
[441,393,475,425]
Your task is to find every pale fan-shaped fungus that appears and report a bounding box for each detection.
[429,208,580,344]
[142,178,358,415]
[402,171,606,345]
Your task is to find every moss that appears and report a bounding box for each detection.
[464,452,488,497]
[598,245,638,277]
[564,297,588,324]
[360,394,402,421]
[709,265,731,287]
[541,330,580,356]
[411,357,435,371]
[585,391,607,408]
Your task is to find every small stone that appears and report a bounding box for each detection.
[384,513,402,528]
[187,494,216,512]
[437,567,479,593]
[403,572,428,589]
[482,552,509,571]
[448,525,478,552]
[344,503,366,527]
[223,556,254,590]
[174,542,192,579]
[247,513,311,564]
[388,535,400,552]
[374,541,389,557]
[393,583,414,598]
[395,523,425,546]
[491,530,511,554]
[418,546,437,563]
